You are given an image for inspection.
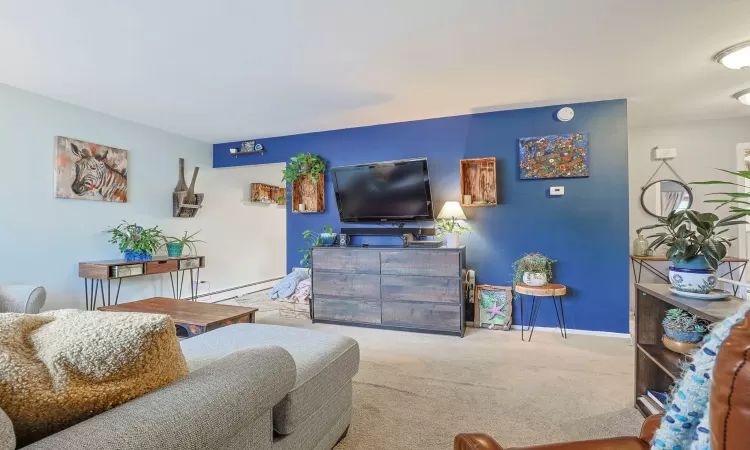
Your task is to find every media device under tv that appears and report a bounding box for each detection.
[331,158,434,222]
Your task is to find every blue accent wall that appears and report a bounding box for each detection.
[214,100,629,333]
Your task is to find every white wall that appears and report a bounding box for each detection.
[0,83,285,310]
[628,116,750,305]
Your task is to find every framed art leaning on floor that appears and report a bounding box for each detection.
[474,285,513,330]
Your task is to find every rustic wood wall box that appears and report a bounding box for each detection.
[292,175,325,213]
[460,157,497,206]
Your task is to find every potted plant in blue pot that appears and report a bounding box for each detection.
[662,308,709,354]
[107,221,164,262]
[639,210,745,295]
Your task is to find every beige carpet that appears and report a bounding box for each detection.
[222,291,642,449]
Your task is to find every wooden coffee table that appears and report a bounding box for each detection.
[99,297,258,338]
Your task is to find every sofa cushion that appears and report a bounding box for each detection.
[0,310,188,446]
[180,323,359,434]
[0,408,14,450]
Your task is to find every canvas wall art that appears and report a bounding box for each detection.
[519,132,589,179]
[474,285,513,330]
[54,137,128,202]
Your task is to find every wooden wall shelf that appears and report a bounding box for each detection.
[460,157,497,207]
[250,183,285,205]
[292,175,325,213]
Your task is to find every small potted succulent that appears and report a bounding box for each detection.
[299,225,335,268]
[107,221,163,262]
[512,253,555,287]
[662,308,709,354]
[163,230,204,257]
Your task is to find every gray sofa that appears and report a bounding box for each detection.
[3,323,359,450]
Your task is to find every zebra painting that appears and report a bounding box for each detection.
[54,137,128,202]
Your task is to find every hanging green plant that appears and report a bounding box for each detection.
[281,153,326,183]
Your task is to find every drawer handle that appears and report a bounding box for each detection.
[156,261,167,264]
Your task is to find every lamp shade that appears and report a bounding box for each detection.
[437,201,467,220]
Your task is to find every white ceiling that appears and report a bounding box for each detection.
[0,0,749,143]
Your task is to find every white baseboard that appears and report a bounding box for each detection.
[198,280,278,303]
[508,324,631,338]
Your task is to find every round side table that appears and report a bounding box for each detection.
[514,283,568,342]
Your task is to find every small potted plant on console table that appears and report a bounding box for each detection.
[163,230,204,257]
[107,221,164,262]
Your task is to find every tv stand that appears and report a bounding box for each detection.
[310,245,466,336]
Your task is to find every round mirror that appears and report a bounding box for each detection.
[640,180,693,218]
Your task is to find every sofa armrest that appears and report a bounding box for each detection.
[25,345,296,450]
[455,434,505,450]
[638,414,662,444]
[0,285,46,313]
[455,435,650,450]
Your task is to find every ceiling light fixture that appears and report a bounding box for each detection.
[733,88,750,106]
[714,41,750,69]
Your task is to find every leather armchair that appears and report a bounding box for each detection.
[0,285,46,313]
[455,310,750,450]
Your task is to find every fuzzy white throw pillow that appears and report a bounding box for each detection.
[0,309,188,446]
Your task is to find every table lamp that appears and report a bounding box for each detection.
[436,201,467,247]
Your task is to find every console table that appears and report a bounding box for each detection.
[630,255,747,294]
[311,245,466,336]
[79,255,205,310]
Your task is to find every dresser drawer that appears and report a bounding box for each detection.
[382,301,460,331]
[381,275,460,303]
[380,250,460,277]
[313,272,380,299]
[312,248,380,274]
[314,297,381,324]
[144,259,178,274]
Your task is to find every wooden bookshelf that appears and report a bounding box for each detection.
[292,175,325,213]
[460,158,497,206]
[634,283,745,417]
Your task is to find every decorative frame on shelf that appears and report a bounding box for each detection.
[292,175,325,213]
[250,183,285,205]
[474,285,513,330]
[460,157,497,206]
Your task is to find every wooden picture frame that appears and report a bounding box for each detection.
[474,285,513,330]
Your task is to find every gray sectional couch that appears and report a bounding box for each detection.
[4,324,359,450]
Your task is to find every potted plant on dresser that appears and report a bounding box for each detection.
[512,253,555,287]
[106,221,164,262]
[639,209,744,297]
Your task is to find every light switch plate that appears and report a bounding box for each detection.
[550,186,564,196]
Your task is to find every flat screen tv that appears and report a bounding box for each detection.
[331,158,434,222]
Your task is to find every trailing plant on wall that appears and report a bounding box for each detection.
[281,153,326,183]
[106,221,163,255]
[637,209,743,271]
[299,224,334,268]
[511,253,555,287]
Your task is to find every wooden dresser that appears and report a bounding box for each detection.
[311,246,466,336]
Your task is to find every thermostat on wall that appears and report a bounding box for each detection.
[550,186,564,196]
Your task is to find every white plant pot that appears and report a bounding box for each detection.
[522,272,548,287]
[669,267,717,294]
[443,233,460,248]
